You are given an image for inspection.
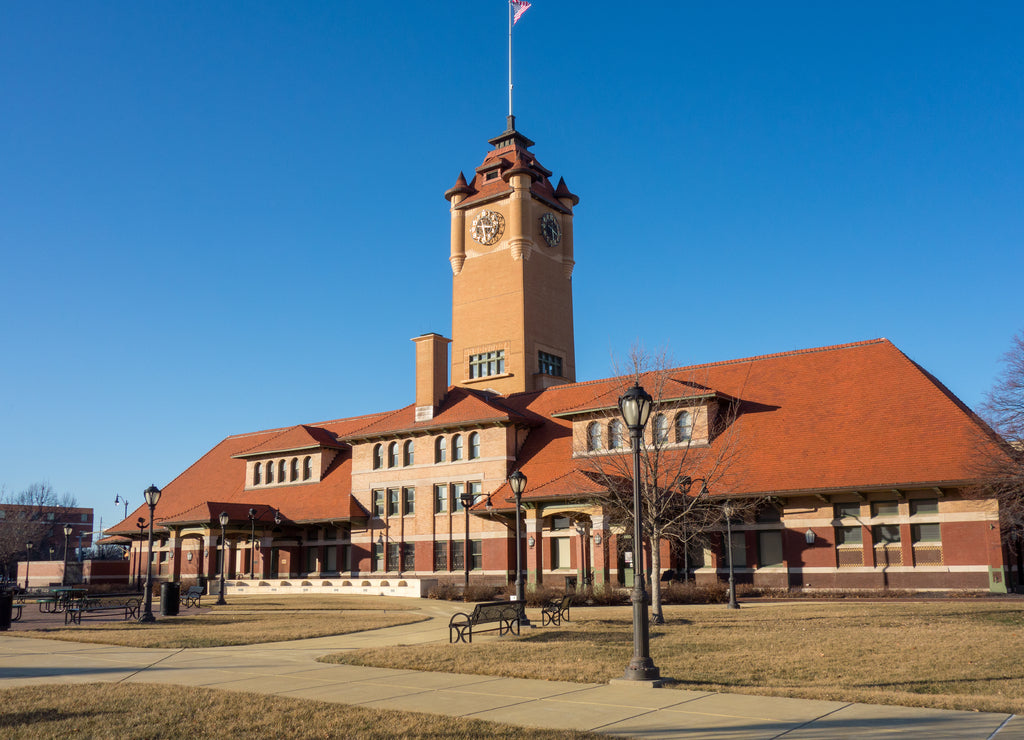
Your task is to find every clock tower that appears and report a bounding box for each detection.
[445,116,579,395]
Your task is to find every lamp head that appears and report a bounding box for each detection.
[508,470,527,497]
[219,511,229,527]
[63,524,73,537]
[618,382,653,432]
[274,510,282,525]
[137,517,146,528]
[248,507,256,519]
[143,485,161,507]
[460,491,473,508]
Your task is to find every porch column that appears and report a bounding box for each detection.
[525,513,543,587]
[591,515,610,587]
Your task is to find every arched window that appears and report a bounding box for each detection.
[586,422,602,452]
[452,434,464,461]
[253,462,262,486]
[388,442,399,468]
[675,411,692,442]
[403,440,414,466]
[609,420,624,450]
[290,458,299,482]
[372,444,383,470]
[278,459,286,482]
[303,456,312,480]
[653,413,669,445]
[266,462,274,484]
[435,436,447,463]
[468,432,480,460]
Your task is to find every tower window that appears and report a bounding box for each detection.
[388,442,399,468]
[435,436,447,463]
[469,350,505,379]
[538,351,563,376]
[452,434,464,461]
[403,440,414,466]
[468,432,481,460]
[372,444,383,470]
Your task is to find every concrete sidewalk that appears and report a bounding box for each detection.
[0,602,1020,739]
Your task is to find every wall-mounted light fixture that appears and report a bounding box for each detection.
[187,551,193,561]
[594,533,602,545]
[804,529,816,545]
[528,536,535,548]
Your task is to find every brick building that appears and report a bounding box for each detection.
[107,118,1018,595]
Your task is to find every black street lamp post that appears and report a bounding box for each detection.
[507,470,530,626]
[24,543,33,591]
[248,508,257,579]
[61,524,73,586]
[723,503,740,609]
[139,485,162,623]
[135,517,146,590]
[618,382,661,682]
[115,494,129,520]
[460,491,473,593]
[216,511,229,605]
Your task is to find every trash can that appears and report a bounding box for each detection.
[0,590,13,631]
[160,582,180,617]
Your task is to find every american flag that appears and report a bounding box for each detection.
[511,0,531,25]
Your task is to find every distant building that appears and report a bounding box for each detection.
[108,118,1018,595]
[3,504,93,586]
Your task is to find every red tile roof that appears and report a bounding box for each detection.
[110,338,1002,531]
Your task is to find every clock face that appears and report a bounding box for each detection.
[471,210,505,245]
[540,212,561,248]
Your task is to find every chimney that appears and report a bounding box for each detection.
[413,333,451,421]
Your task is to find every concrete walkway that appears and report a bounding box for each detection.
[0,600,1021,739]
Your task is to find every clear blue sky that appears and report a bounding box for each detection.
[2,2,1021,533]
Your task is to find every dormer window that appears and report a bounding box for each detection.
[609,420,624,449]
[435,436,447,463]
[253,462,262,486]
[403,440,414,466]
[278,460,286,482]
[675,411,692,442]
[388,442,399,468]
[266,463,274,484]
[303,456,312,480]
[453,434,464,461]
[373,444,383,470]
[653,413,669,445]
[290,458,299,482]
[587,422,602,452]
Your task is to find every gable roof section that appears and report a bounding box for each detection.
[341,386,537,442]
[494,339,997,505]
[106,411,389,535]
[232,424,344,459]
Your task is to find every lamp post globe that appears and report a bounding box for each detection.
[139,484,162,623]
[216,511,229,605]
[61,524,74,586]
[460,491,473,594]
[25,543,33,591]
[618,382,660,683]
[507,470,530,627]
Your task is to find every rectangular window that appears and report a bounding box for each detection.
[834,502,861,519]
[372,490,385,518]
[387,488,400,517]
[911,523,941,543]
[728,532,747,568]
[469,481,481,502]
[469,350,505,379]
[372,543,384,572]
[434,484,448,514]
[873,524,901,544]
[538,351,563,376]
[910,499,939,516]
[433,541,447,570]
[403,487,415,516]
[453,483,465,512]
[402,543,416,571]
[551,537,571,569]
[386,542,399,571]
[471,540,482,570]
[836,525,863,546]
[452,540,465,570]
[326,546,338,572]
[757,531,784,567]
[872,501,899,518]
[551,517,571,530]
[305,547,318,573]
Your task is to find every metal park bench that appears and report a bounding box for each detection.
[179,586,204,608]
[65,595,142,625]
[449,600,523,643]
[542,594,573,627]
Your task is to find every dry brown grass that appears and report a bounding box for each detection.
[14,595,425,649]
[323,600,1024,715]
[0,683,604,739]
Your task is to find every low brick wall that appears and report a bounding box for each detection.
[219,577,438,598]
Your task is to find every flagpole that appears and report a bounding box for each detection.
[508,0,514,118]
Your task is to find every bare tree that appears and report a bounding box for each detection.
[0,483,78,580]
[974,331,1024,576]
[577,345,758,623]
